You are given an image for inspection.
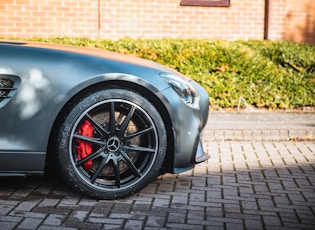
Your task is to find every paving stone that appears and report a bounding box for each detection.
[59,195,82,206]
[245,219,264,229]
[124,219,144,229]
[187,209,205,221]
[131,203,152,212]
[38,198,60,207]
[67,210,89,222]
[225,222,245,230]
[263,215,282,227]
[170,194,188,206]
[87,217,124,225]
[11,189,34,198]
[111,203,132,213]
[43,214,66,226]
[100,224,122,230]
[145,216,166,227]
[0,204,14,215]
[224,203,242,214]
[279,211,300,224]
[1,117,315,230]
[143,227,168,230]
[14,201,38,211]
[0,221,18,230]
[38,226,77,230]
[65,217,104,229]
[17,217,43,229]
[166,223,204,230]
[33,206,71,215]
[9,210,46,219]
[206,206,224,218]
[109,213,146,221]
[0,215,23,223]
[205,225,225,230]
[168,212,186,224]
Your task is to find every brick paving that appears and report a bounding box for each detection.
[0,112,315,229]
[0,140,314,230]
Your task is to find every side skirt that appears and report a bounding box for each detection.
[0,151,46,175]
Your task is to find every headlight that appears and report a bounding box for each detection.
[160,73,199,109]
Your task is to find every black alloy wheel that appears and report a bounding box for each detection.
[56,88,167,199]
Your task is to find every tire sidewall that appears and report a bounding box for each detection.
[57,88,167,199]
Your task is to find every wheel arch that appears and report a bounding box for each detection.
[46,79,175,174]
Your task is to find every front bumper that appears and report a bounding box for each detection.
[159,80,210,174]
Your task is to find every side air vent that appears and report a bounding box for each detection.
[0,79,15,102]
[0,75,20,107]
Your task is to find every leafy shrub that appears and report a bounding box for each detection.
[24,37,315,109]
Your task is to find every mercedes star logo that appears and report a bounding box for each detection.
[107,137,121,152]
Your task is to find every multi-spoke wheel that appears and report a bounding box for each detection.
[56,88,167,199]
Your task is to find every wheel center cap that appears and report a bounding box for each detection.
[107,137,121,152]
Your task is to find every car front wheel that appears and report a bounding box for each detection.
[56,88,167,199]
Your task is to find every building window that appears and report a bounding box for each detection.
[180,0,230,7]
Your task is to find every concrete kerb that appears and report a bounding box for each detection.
[204,111,315,141]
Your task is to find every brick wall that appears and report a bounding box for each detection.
[284,0,315,44]
[0,0,99,38]
[0,0,314,43]
[99,0,265,40]
[267,0,315,44]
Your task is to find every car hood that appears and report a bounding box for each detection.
[1,40,174,73]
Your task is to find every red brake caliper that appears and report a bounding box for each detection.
[76,120,93,171]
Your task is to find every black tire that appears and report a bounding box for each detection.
[56,88,167,199]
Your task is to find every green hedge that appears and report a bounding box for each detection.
[25,37,315,109]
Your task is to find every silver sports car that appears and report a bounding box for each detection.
[0,41,209,199]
